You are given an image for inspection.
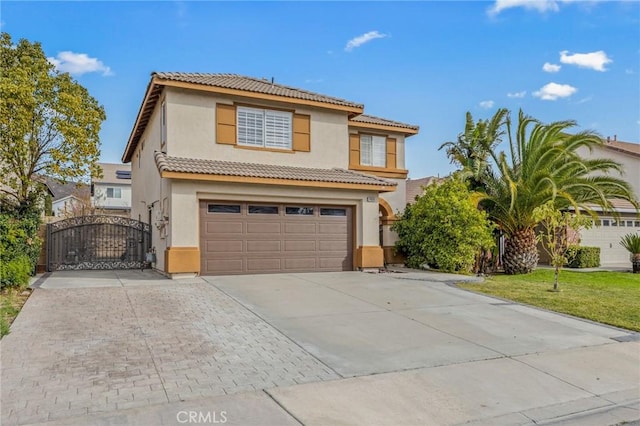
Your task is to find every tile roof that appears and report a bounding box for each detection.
[43,177,90,201]
[584,199,639,212]
[153,72,364,109]
[406,176,442,203]
[350,114,419,132]
[602,139,640,158]
[154,152,395,188]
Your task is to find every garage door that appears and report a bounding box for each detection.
[580,217,640,265]
[199,201,353,275]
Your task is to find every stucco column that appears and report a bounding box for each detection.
[356,194,384,269]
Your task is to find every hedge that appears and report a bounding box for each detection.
[0,211,42,289]
[566,246,600,268]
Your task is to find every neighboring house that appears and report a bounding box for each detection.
[1,174,54,215]
[44,178,90,217]
[91,163,132,216]
[405,176,440,204]
[121,72,419,277]
[52,195,85,217]
[575,137,640,265]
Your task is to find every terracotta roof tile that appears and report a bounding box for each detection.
[350,114,419,131]
[154,152,395,187]
[602,139,640,157]
[584,199,639,212]
[153,72,364,109]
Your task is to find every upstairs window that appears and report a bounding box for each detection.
[237,106,292,150]
[360,135,386,167]
[106,188,122,199]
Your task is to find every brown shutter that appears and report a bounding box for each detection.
[292,114,311,152]
[216,104,236,145]
[386,138,397,169]
[349,133,360,168]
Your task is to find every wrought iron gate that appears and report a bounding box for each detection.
[46,215,151,271]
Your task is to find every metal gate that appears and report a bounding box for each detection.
[46,215,151,271]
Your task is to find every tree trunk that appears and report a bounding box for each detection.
[503,228,539,274]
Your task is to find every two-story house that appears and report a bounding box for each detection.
[576,137,640,265]
[91,162,132,216]
[121,73,418,277]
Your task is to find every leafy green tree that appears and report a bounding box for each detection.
[479,110,636,274]
[533,201,592,291]
[392,177,495,273]
[0,32,105,210]
[439,108,508,190]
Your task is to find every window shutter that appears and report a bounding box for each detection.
[349,133,360,167]
[216,104,237,145]
[386,137,397,169]
[292,114,311,152]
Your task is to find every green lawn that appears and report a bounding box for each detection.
[458,269,640,332]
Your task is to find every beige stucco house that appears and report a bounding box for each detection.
[576,138,640,265]
[121,72,419,277]
[91,162,132,217]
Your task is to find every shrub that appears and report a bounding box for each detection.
[620,233,640,255]
[566,246,600,268]
[0,209,42,289]
[0,255,32,289]
[392,177,495,273]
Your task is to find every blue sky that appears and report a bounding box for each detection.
[3,1,639,179]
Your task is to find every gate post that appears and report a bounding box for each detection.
[45,222,52,272]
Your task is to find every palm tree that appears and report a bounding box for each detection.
[480,110,637,274]
[439,108,509,190]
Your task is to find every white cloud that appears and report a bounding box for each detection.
[625,69,634,75]
[543,62,561,73]
[507,91,527,98]
[479,100,495,109]
[487,0,559,17]
[576,96,593,104]
[48,51,113,76]
[344,31,387,52]
[559,50,612,71]
[533,82,577,100]
[487,0,611,16]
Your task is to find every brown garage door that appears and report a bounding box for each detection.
[199,201,353,275]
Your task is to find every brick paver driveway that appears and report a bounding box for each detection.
[1,271,336,425]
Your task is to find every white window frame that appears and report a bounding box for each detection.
[237,106,292,150]
[360,134,386,167]
[106,187,122,199]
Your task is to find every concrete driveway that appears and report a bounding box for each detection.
[1,270,638,425]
